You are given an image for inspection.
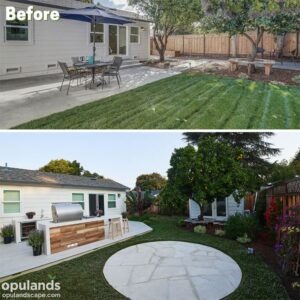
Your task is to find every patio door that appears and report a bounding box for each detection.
[203,197,227,220]
[109,25,127,56]
[215,197,227,220]
[89,194,105,216]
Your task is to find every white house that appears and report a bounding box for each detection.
[189,196,245,221]
[0,166,129,236]
[0,0,151,80]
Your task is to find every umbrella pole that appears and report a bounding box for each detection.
[92,16,96,85]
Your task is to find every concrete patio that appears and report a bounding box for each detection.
[0,221,152,280]
[0,66,180,129]
[104,241,242,300]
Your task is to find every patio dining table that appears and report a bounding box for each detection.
[74,61,113,88]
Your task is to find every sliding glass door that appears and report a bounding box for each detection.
[109,25,127,56]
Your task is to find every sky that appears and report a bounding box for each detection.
[0,132,299,189]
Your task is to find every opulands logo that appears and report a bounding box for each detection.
[6,6,60,21]
[2,280,60,293]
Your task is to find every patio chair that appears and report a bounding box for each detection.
[101,56,123,89]
[58,61,89,95]
[71,57,80,65]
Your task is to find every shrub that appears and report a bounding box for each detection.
[177,219,185,227]
[238,72,249,80]
[225,214,259,240]
[215,229,226,237]
[194,225,206,234]
[27,230,44,248]
[0,225,14,238]
[292,75,300,84]
[275,206,300,274]
[265,197,282,230]
[255,191,267,226]
[237,233,252,244]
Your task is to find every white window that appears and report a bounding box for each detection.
[5,19,29,41]
[3,191,20,214]
[130,27,139,43]
[72,193,84,209]
[108,194,116,208]
[91,23,104,43]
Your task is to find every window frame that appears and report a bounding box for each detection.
[72,193,85,209]
[3,190,21,214]
[130,26,140,44]
[108,194,116,209]
[5,19,29,42]
[90,23,104,44]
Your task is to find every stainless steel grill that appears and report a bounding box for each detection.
[51,203,83,223]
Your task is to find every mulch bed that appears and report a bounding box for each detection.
[213,66,300,86]
[249,235,300,300]
[182,224,299,299]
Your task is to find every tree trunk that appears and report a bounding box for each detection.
[275,34,285,58]
[244,28,264,62]
[158,47,166,62]
[153,28,171,63]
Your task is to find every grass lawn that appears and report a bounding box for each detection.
[15,73,300,129]
[1,216,290,300]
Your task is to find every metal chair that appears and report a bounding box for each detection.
[101,56,123,89]
[58,61,89,95]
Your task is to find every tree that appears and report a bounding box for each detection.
[161,138,252,216]
[39,159,83,175]
[136,172,167,191]
[82,170,104,179]
[129,0,202,62]
[291,148,300,175]
[183,132,280,187]
[39,159,103,178]
[200,0,300,60]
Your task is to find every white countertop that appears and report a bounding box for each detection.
[37,215,122,228]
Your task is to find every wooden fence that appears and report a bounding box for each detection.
[266,178,300,215]
[151,31,300,58]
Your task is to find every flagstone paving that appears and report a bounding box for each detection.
[103,241,242,300]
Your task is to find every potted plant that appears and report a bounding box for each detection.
[1,225,14,244]
[27,230,44,256]
[121,212,128,219]
[26,211,36,219]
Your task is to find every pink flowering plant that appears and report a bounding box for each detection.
[275,206,300,275]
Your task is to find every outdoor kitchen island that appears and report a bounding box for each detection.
[37,216,122,255]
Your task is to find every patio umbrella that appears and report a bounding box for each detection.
[59,6,133,63]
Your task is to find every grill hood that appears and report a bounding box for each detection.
[52,203,83,223]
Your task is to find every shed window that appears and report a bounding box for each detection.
[3,191,20,213]
[91,23,104,43]
[130,27,139,43]
[6,19,29,41]
[108,194,116,208]
[72,193,84,209]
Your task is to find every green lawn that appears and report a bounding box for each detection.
[1,216,289,300]
[15,73,300,129]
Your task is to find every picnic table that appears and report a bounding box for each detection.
[74,61,113,87]
[229,58,276,76]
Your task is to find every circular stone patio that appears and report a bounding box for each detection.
[103,241,242,300]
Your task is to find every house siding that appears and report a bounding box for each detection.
[0,184,126,227]
[227,195,244,217]
[0,0,150,80]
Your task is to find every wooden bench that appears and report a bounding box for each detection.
[229,58,276,76]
